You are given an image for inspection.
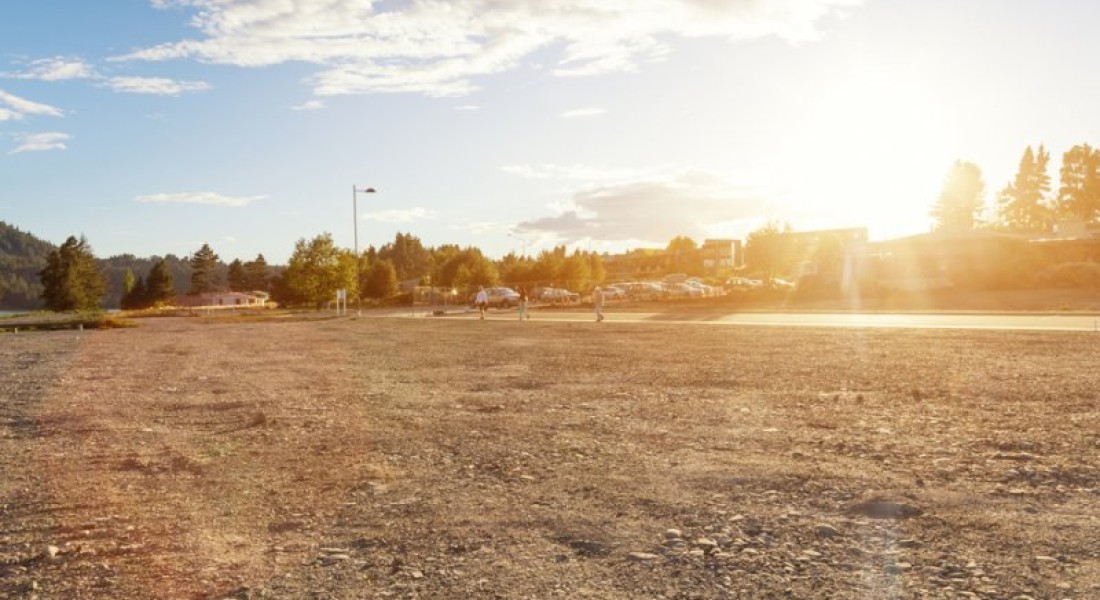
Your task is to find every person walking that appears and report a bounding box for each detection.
[475,286,489,320]
[517,286,530,320]
[592,285,605,322]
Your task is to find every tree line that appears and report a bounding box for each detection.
[931,143,1100,232]
[23,230,612,312]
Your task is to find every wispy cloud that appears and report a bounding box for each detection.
[9,132,70,154]
[0,88,65,119]
[454,105,480,111]
[560,107,606,119]
[291,99,325,111]
[117,0,864,97]
[364,207,437,223]
[135,192,266,207]
[2,56,98,81]
[502,163,645,181]
[106,76,212,95]
[516,170,770,244]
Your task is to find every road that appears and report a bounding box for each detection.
[408,308,1100,332]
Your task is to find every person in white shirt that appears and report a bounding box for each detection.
[592,285,605,322]
[475,286,489,320]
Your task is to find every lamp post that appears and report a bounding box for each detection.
[353,185,376,316]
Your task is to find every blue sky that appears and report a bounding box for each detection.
[2,0,1099,264]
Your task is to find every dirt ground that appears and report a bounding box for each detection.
[1,312,1098,599]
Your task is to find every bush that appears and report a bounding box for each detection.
[1034,262,1100,289]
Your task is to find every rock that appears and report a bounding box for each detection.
[845,498,922,519]
[814,524,840,538]
[627,552,660,562]
[664,529,682,539]
[694,538,718,550]
[46,545,60,559]
[884,562,911,575]
[802,549,822,558]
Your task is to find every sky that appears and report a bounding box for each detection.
[2,0,1100,264]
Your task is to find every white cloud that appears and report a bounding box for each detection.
[561,107,606,119]
[2,57,97,81]
[516,170,770,244]
[134,192,266,207]
[291,99,325,111]
[0,88,65,119]
[9,132,70,154]
[117,0,864,97]
[106,76,212,95]
[502,163,644,181]
[364,207,437,223]
[454,105,480,111]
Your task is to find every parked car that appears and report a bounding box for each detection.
[725,277,763,291]
[537,287,580,304]
[623,281,666,301]
[468,286,521,308]
[664,282,702,298]
[602,284,628,300]
[768,278,796,290]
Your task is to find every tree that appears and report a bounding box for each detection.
[123,268,136,297]
[145,259,175,305]
[1056,143,1100,223]
[997,145,1053,231]
[931,160,986,231]
[121,276,147,310]
[189,243,221,294]
[244,253,270,291]
[666,236,704,275]
[38,235,107,311]
[285,233,357,307]
[377,232,430,281]
[227,258,248,291]
[364,259,398,299]
[744,221,794,278]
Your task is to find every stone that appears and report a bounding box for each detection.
[664,529,682,539]
[845,498,922,519]
[627,552,660,562]
[814,524,840,538]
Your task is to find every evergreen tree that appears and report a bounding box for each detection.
[1056,143,1100,223]
[227,258,247,291]
[189,243,221,294]
[38,235,107,311]
[997,145,1053,231]
[244,253,270,291]
[145,259,175,305]
[931,160,986,231]
[121,276,148,309]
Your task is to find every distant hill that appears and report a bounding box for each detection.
[0,221,208,310]
[0,221,54,310]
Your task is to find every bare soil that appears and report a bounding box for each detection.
[1,313,1098,599]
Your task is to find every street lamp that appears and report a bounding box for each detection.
[353,185,376,316]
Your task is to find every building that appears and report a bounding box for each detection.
[175,291,270,308]
[700,239,743,274]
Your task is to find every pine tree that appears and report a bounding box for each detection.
[1056,144,1100,223]
[997,145,1052,231]
[38,235,107,311]
[189,243,220,294]
[121,276,148,309]
[227,258,247,291]
[931,160,986,231]
[244,253,270,291]
[145,259,175,306]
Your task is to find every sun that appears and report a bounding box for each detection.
[785,67,959,239]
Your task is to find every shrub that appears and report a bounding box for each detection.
[1034,262,1100,289]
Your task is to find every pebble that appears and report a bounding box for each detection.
[627,552,660,562]
[814,524,840,538]
[664,529,682,539]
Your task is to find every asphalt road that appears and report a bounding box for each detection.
[416,308,1100,332]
